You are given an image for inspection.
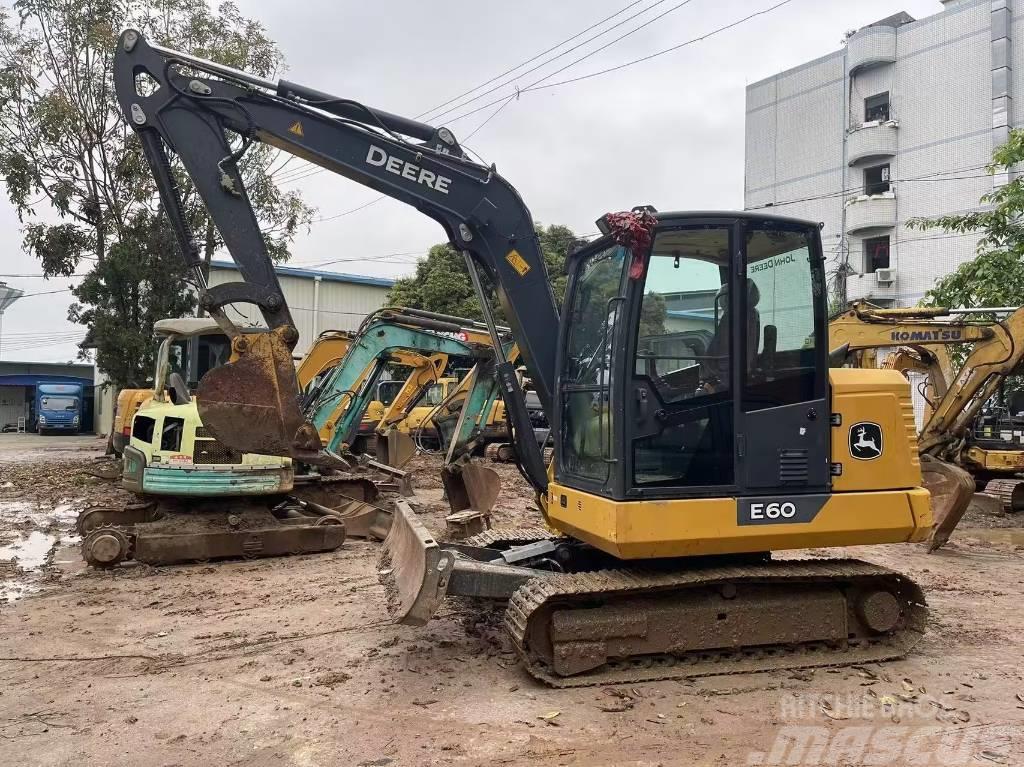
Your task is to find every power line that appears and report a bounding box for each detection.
[445,0,795,125]
[300,250,426,269]
[312,196,386,223]
[278,1,790,222]
[270,2,676,191]
[462,95,517,143]
[415,0,657,121]
[520,0,797,94]
[429,0,693,125]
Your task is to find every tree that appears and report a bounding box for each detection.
[71,210,196,386]
[386,223,579,322]
[908,129,1024,310]
[0,0,314,387]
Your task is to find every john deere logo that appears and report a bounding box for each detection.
[849,421,883,460]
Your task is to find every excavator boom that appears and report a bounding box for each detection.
[113,31,555,489]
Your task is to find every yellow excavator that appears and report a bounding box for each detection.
[831,301,1024,546]
[116,32,932,686]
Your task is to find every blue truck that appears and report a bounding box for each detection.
[36,383,84,434]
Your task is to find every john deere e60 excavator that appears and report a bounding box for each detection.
[115,31,932,686]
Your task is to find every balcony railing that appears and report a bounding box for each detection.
[847,120,898,165]
[845,192,896,234]
[847,26,897,72]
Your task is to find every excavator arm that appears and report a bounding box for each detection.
[829,301,1024,549]
[308,319,492,454]
[920,307,1024,455]
[114,30,556,491]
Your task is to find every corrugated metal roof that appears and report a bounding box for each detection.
[210,260,396,288]
[0,374,93,387]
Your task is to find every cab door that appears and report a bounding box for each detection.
[622,221,737,499]
[737,221,830,494]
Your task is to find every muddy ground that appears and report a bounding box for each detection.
[1,438,1023,766]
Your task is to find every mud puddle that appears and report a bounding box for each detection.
[955,527,1024,545]
[0,500,80,602]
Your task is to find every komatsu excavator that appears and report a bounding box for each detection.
[831,301,1024,547]
[114,31,932,685]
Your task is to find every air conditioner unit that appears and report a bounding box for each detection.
[875,267,896,286]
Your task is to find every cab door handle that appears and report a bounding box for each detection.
[635,387,648,419]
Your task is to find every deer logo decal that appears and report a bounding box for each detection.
[849,422,883,460]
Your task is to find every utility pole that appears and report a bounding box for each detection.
[0,282,25,360]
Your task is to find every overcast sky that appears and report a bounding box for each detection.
[0,0,948,364]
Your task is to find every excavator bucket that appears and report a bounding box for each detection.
[379,501,452,626]
[197,328,323,460]
[920,455,976,552]
[374,429,417,469]
[441,461,501,515]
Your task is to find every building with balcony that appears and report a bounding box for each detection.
[744,0,1017,306]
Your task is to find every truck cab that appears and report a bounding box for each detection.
[36,383,83,434]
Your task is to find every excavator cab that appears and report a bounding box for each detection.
[555,215,829,510]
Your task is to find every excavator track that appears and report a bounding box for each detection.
[983,478,1024,513]
[506,559,926,688]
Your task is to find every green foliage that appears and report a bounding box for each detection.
[639,292,667,338]
[387,224,579,322]
[908,128,1024,310]
[70,211,197,387]
[0,0,314,386]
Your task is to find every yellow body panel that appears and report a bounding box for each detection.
[964,446,1024,472]
[547,485,931,559]
[544,367,931,559]
[295,332,352,388]
[829,368,921,493]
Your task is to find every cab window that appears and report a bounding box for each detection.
[560,245,627,483]
[631,226,734,487]
[743,228,819,410]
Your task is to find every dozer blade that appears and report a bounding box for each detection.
[197,327,324,461]
[293,497,393,540]
[374,429,417,469]
[920,455,976,552]
[379,501,453,626]
[441,461,501,515]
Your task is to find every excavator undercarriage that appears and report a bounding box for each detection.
[381,503,927,686]
[78,475,387,568]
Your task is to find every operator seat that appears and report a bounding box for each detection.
[702,278,761,385]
